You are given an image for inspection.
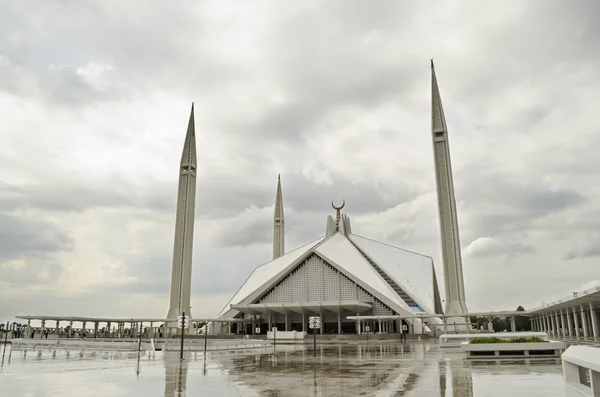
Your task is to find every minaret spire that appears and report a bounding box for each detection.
[167,103,197,328]
[273,174,285,259]
[431,62,468,316]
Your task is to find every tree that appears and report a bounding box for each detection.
[515,306,531,331]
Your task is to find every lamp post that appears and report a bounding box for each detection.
[180,311,186,360]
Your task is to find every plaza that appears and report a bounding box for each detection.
[0,340,565,397]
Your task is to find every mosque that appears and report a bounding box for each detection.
[16,61,470,337]
[212,61,467,335]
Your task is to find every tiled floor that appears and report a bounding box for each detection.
[0,341,565,396]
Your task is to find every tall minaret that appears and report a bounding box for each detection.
[272,174,285,259]
[431,61,468,315]
[166,104,197,324]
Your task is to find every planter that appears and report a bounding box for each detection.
[462,340,566,359]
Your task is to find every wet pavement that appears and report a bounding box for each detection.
[0,340,565,396]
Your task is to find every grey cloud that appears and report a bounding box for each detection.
[96,244,271,298]
[0,213,74,261]
[564,233,600,260]
[466,238,536,259]
[211,215,271,248]
[0,179,175,213]
[1,0,600,319]
[458,169,584,240]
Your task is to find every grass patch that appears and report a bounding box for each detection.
[470,336,546,344]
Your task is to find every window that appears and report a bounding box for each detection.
[578,366,591,388]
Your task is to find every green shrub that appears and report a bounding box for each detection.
[470,337,504,344]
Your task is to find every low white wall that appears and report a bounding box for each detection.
[463,341,564,351]
[440,331,548,344]
[562,346,600,397]
[266,330,306,340]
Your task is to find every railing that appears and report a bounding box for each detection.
[10,338,153,352]
[10,337,273,352]
[162,339,272,351]
[531,286,600,312]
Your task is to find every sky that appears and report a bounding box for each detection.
[1,0,599,324]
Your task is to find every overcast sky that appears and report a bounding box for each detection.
[1,0,599,323]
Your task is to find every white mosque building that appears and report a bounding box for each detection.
[217,199,444,335]
[214,61,464,335]
[15,61,469,338]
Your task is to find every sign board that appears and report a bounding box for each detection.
[364,326,370,332]
[255,327,261,334]
[308,316,321,329]
[177,316,189,329]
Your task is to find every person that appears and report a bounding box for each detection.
[401,323,408,341]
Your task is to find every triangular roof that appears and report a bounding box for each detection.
[219,232,441,320]
[313,233,412,314]
[348,234,437,313]
[218,237,324,317]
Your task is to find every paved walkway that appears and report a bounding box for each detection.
[1,340,565,396]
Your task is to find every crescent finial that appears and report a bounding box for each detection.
[331,199,345,211]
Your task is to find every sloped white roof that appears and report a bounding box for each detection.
[314,233,414,315]
[218,237,324,317]
[348,234,435,313]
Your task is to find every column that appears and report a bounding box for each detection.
[41,320,46,335]
[545,314,550,333]
[581,304,589,338]
[566,309,573,338]
[319,311,324,335]
[94,322,99,338]
[573,307,580,338]
[268,314,272,332]
[560,310,566,338]
[252,316,256,335]
[554,312,560,336]
[510,317,516,333]
[56,320,60,337]
[590,302,599,338]
[443,317,448,334]
[302,313,306,333]
[378,319,382,334]
[355,313,360,335]
[337,312,341,334]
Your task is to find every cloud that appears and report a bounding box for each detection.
[1,0,600,323]
[463,237,536,259]
[0,213,74,261]
[564,233,600,260]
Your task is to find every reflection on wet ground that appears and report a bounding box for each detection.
[0,340,564,396]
